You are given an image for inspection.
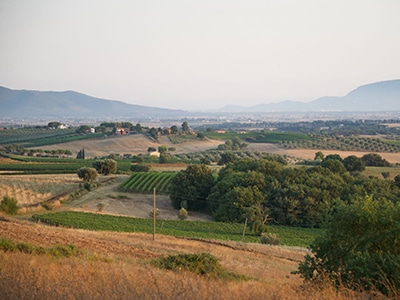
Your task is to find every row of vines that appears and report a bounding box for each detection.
[280,136,400,153]
[119,172,176,194]
[32,211,322,247]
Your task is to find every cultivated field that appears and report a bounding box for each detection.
[32,134,223,158]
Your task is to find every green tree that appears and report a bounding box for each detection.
[0,196,19,215]
[169,164,214,211]
[159,152,171,164]
[343,155,365,172]
[197,132,205,139]
[217,152,238,165]
[321,159,346,174]
[135,123,142,133]
[170,125,178,134]
[77,167,98,183]
[362,153,390,167]
[149,127,158,139]
[76,125,92,134]
[158,145,168,153]
[76,148,85,159]
[296,196,400,295]
[314,151,324,161]
[47,121,61,128]
[93,159,117,175]
[181,121,189,134]
[394,174,400,188]
[130,163,151,172]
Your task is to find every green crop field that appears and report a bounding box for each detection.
[0,127,106,147]
[0,155,131,174]
[119,172,176,194]
[32,211,322,247]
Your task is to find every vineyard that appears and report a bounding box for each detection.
[32,211,322,247]
[0,156,132,174]
[119,172,176,194]
[0,127,106,147]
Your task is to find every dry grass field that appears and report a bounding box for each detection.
[0,174,80,207]
[0,217,371,300]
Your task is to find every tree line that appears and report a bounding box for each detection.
[169,153,400,229]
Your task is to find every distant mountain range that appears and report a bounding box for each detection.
[221,79,400,112]
[0,87,189,120]
[0,79,399,121]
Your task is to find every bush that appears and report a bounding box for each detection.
[260,233,280,245]
[77,167,98,183]
[0,196,19,215]
[151,253,242,280]
[178,208,188,220]
[131,163,151,172]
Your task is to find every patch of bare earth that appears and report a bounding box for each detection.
[62,175,213,221]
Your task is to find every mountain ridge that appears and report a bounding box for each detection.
[220,79,400,112]
[1,79,399,120]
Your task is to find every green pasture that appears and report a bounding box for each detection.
[32,211,322,248]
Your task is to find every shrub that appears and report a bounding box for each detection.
[130,163,151,172]
[96,203,105,212]
[178,208,188,220]
[77,167,98,183]
[260,233,280,245]
[0,196,19,215]
[151,253,241,280]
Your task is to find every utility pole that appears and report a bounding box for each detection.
[153,188,156,241]
[242,218,248,241]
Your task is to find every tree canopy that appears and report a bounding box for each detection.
[296,196,400,295]
[169,164,215,211]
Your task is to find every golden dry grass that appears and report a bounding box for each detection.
[0,174,81,206]
[0,217,378,300]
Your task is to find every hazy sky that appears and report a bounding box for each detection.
[1,0,399,110]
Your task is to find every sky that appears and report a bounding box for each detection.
[0,0,399,111]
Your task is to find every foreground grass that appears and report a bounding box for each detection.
[32,211,321,247]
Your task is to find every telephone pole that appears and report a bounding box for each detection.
[153,188,156,241]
